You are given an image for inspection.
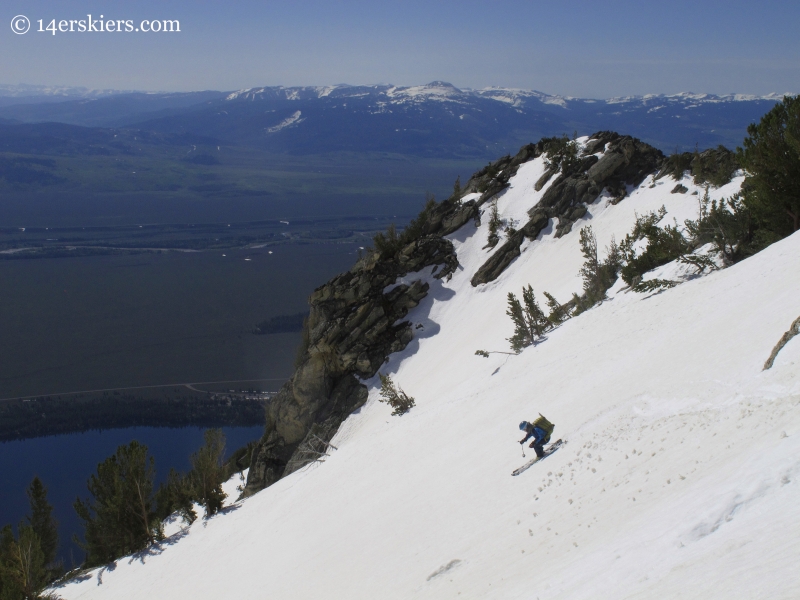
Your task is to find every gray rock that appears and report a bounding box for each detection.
[472,132,664,286]
[470,231,524,286]
[245,231,459,496]
[534,168,556,191]
[586,151,626,182]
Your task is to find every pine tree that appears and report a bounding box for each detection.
[684,188,753,264]
[155,469,197,526]
[618,208,689,286]
[543,291,568,325]
[0,524,47,600]
[189,430,227,517]
[372,223,400,257]
[572,228,627,313]
[0,524,18,599]
[74,441,158,566]
[378,374,415,416]
[738,95,800,237]
[487,200,502,248]
[25,477,58,570]
[521,285,547,338]
[603,236,622,274]
[453,175,461,199]
[506,287,547,352]
[578,225,602,301]
[506,292,531,353]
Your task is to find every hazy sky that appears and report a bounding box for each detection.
[2,0,798,97]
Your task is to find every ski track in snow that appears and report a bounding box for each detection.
[53,139,800,600]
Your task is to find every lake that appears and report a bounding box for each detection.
[0,425,264,567]
[0,242,360,399]
[0,239,362,565]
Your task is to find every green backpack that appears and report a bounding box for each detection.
[533,414,555,437]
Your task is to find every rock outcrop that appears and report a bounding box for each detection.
[245,131,667,495]
[244,205,469,495]
[656,145,739,188]
[471,132,664,286]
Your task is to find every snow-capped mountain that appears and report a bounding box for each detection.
[223,82,788,109]
[0,84,125,99]
[53,134,800,599]
[0,82,789,155]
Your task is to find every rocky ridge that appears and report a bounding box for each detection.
[244,131,706,495]
[471,132,663,285]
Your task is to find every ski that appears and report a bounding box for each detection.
[511,439,564,476]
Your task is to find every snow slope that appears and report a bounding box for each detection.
[54,147,800,600]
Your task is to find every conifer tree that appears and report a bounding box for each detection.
[487,200,502,247]
[521,285,547,338]
[578,225,602,301]
[189,430,227,517]
[738,95,800,237]
[507,286,547,352]
[25,477,58,570]
[155,469,197,526]
[543,291,568,325]
[0,524,17,599]
[378,374,415,415]
[453,175,461,198]
[506,292,530,353]
[0,524,47,600]
[74,441,158,566]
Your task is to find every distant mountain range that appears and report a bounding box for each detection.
[0,82,791,157]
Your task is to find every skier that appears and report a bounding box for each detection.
[519,414,555,458]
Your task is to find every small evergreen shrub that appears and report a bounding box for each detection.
[683,189,754,265]
[486,200,502,248]
[619,207,690,286]
[662,146,738,187]
[372,194,438,258]
[631,278,679,293]
[663,152,694,180]
[372,223,402,258]
[378,374,415,416]
[543,135,580,174]
[452,176,462,199]
[692,146,739,187]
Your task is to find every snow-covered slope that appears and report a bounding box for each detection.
[54,148,800,600]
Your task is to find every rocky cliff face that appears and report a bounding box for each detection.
[244,131,667,496]
[244,198,476,494]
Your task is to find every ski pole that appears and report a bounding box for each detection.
[521,443,526,458]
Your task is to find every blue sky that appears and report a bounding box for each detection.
[3,0,798,96]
